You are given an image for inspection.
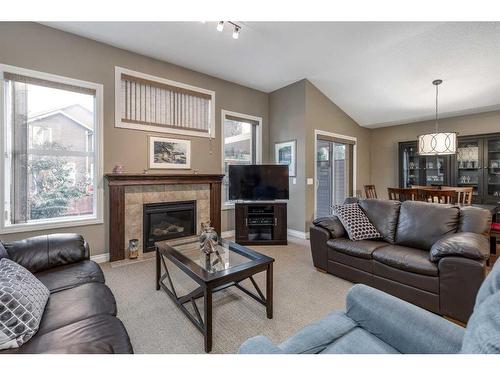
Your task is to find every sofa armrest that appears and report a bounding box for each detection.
[312,216,346,238]
[439,256,486,322]
[238,336,284,354]
[430,232,490,262]
[310,216,346,271]
[346,284,465,354]
[3,233,90,273]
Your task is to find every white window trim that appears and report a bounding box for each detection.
[221,109,263,210]
[313,129,357,219]
[0,63,104,234]
[114,66,216,138]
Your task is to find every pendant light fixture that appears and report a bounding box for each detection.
[418,79,457,155]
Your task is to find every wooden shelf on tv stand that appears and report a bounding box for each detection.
[234,202,288,246]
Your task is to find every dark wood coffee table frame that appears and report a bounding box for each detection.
[155,239,274,352]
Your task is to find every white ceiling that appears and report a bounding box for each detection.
[43,22,500,128]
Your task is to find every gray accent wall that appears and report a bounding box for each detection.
[269,80,372,233]
[269,80,307,233]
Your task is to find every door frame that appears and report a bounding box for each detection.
[314,129,357,219]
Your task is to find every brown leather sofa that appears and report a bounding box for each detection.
[0,233,133,354]
[310,199,492,322]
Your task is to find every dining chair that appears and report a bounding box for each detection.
[364,185,377,199]
[418,189,457,204]
[387,187,418,202]
[453,187,473,205]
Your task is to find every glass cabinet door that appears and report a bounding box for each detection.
[401,143,420,188]
[456,139,481,199]
[422,155,446,186]
[486,138,500,202]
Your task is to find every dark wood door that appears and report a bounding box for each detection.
[235,204,249,241]
[273,204,287,240]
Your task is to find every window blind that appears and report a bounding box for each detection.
[120,73,212,134]
[4,72,96,95]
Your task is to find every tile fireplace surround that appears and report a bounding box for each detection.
[105,174,224,262]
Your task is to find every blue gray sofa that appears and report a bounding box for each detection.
[238,259,500,354]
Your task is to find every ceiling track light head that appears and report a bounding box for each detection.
[217,21,224,32]
[232,26,240,39]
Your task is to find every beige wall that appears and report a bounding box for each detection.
[370,110,500,198]
[0,22,269,255]
[269,80,307,232]
[304,81,372,230]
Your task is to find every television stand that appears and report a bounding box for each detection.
[235,202,287,246]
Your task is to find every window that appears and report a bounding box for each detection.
[0,64,103,233]
[115,67,215,138]
[221,110,262,207]
[30,126,52,147]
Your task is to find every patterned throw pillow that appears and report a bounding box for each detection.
[0,258,50,349]
[332,203,382,241]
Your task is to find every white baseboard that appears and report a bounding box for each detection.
[90,253,110,263]
[287,228,310,240]
[221,230,235,238]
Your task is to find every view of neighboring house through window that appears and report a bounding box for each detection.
[1,67,100,230]
[222,112,261,206]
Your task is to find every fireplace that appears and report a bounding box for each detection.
[143,200,197,253]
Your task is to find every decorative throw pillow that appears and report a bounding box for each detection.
[0,258,50,350]
[332,203,382,241]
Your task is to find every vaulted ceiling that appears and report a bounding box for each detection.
[44,22,500,128]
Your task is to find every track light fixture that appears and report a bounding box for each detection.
[215,21,242,40]
[232,26,240,39]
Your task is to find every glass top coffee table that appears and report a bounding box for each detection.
[155,237,275,352]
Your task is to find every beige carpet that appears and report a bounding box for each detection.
[101,238,353,353]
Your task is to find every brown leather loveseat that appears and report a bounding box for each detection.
[310,199,492,322]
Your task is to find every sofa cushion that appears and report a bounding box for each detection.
[37,282,117,335]
[458,206,492,237]
[395,201,459,250]
[332,203,381,241]
[319,327,400,354]
[327,238,386,259]
[3,234,89,274]
[358,199,401,243]
[1,314,133,354]
[372,245,438,276]
[35,260,105,293]
[0,242,8,260]
[0,258,50,350]
[373,260,439,293]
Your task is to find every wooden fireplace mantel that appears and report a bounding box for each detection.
[105,173,224,262]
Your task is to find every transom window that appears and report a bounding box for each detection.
[221,110,262,207]
[1,65,103,233]
[115,67,215,138]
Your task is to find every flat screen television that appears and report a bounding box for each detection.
[229,164,289,201]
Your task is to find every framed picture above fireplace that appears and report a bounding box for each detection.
[149,136,191,169]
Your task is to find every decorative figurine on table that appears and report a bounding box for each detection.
[199,222,223,270]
